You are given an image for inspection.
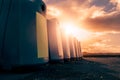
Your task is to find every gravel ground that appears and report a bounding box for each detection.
[0,57,120,80]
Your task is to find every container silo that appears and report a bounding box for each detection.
[78,41,83,59]
[74,38,79,61]
[0,0,49,69]
[76,40,80,60]
[47,19,64,63]
[69,36,76,61]
[61,29,70,62]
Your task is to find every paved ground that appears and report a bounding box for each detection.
[0,57,120,80]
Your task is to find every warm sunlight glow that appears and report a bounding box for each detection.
[91,10,105,18]
[48,7,61,17]
[77,28,92,41]
[62,23,75,35]
[61,22,92,41]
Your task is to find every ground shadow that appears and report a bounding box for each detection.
[0,58,120,80]
[22,58,120,80]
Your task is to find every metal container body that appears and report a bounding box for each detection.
[78,41,83,58]
[0,0,49,69]
[74,38,79,60]
[61,30,70,61]
[69,36,76,61]
[47,19,64,62]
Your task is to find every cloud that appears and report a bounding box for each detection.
[44,0,90,20]
[43,0,120,32]
[110,0,120,10]
[43,0,120,53]
[81,32,120,53]
[81,0,120,32]
[82,12,120,32]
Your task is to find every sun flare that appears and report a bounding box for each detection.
[60,22,92,41]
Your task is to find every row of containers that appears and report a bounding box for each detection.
[0,0,82,69]
[47,19,83,63]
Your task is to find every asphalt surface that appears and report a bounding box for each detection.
[0,57,120,80]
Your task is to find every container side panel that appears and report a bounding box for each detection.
[36,12,48,59]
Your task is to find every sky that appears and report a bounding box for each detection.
[43,0,120,53]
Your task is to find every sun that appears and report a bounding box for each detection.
[62,23,75,35]
[60,22,92,41]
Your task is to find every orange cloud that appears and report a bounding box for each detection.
[43,0,120,32]
[81,31,120,53]
[43,0,120,53]
[82,13,120,32]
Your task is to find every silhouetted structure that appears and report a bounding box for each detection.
[69,36,76,61]
[0,0,83,70]
[0,0,48,69]
[61,29,71,62]
[47,18,64,63]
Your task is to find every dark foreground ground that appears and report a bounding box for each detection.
[0,57,120,80]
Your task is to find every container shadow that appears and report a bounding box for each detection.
[0,58,120,80]
[23,58,120,80]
